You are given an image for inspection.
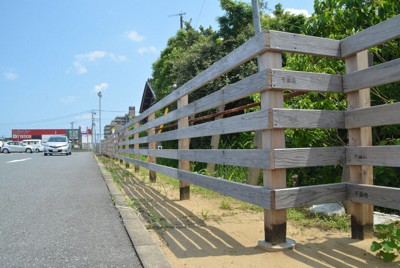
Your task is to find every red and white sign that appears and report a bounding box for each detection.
[12,129,67,141]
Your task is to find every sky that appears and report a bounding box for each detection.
[0,0,314,138]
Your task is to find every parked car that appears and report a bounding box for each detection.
[43,135,71,156]
[21,139,44,152]
[1,141,34,153]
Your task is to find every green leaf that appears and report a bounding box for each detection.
[370,241,382,252]
[379,251,397,262]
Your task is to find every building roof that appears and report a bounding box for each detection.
[139,80,156,113]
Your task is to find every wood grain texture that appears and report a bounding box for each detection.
[118,155,273,209]
[271,69,342,92]
[345,102,400,128]
[274,183,347,210]
[343,58,400,93]
[341,14,400,57]
[274,147,345,168]
[124,70,270,137]
[346,183,400,210]
[267,30,341,57]
[132,31,270,125]
[272,109,345,129]
[346,146,400,167]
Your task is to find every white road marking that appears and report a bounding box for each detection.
[6,158,32,163]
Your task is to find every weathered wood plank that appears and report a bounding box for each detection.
[274,183,347,210]
[118,148,271,168]
[341,15,400,57]
[343,58,400,93]
[125,109,270,145]
[273,147,345,168]
[118,149,178,159]
[346,146,400,167]
[123,70,270,138]
[178,149,270,168]
[346,183,400,210]
[268,30,341,57]
[178,170,272,209]
[345,50,374,240]
[117,155,273,209]
[131,31,270,126]
[272,109,345,129]
[346,102,400,128]
[270,69,343,92]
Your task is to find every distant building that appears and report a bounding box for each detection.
[104,106,135,138]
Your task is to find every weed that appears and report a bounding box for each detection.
[371,222,400,262]
[220,199,233,210]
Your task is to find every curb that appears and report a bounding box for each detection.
[96,158,173,268]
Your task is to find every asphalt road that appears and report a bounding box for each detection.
[0,152,142,267]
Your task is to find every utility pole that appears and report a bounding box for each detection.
[169,11,186,29]
[91,110,96,150]
[70,121,76,149]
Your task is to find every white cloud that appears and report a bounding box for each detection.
[60,96,78,104]
[285,8,310,17]
[94,82,109,93]
[76,51,107,62]
[138,46,157,55]
[126,30,145,42]
[72,51,127,74]
[109,53,127,62]
[73,61,87,74]
[3,71,18,80]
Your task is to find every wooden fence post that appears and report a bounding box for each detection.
[148,113,157,182]
[134,122,140,173]
[178,95,190,200]
[258,51,294,250]
[345,50,373,239]
[125,127,130,169]
[118,130,123,164]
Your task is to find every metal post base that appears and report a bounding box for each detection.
[257,238,296,252]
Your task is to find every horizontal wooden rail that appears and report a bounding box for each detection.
[346,146,400,167]
[117,31,271,133]
[267,30,341,58]
[341,14,400,57]
[115,155,273,209]
[117,148,271,168]
[343,58,400,93]
[273,183,347,210]
[272,109,344,129]
[345,102,400,128]
[270,69,342,92]
[274,147,345,168]
[346,183,400,210]
[121,70,270,138]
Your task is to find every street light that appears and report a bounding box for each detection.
[98,90,102,154]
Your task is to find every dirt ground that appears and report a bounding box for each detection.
[119,168,399,268]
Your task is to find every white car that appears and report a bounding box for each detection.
[1,141,34,153]
[43,135,71,156]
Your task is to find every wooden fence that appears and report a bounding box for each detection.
[101,15,400,248]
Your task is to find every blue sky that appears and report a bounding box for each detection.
[0,0,314,138]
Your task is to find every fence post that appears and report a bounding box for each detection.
[124,127,130,169]
[345,50,373,239]
[148,113,157,182]
[178,95,190,200]
[258,51,294,250]
[118,130,123,164]
[134,122,140,173]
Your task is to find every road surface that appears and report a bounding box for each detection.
[0,152,142,267]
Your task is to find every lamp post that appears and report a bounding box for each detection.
[98,90,102,154]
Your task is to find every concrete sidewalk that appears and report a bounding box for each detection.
[96,158,172,268]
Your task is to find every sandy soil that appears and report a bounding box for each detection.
[119,169,399,268]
